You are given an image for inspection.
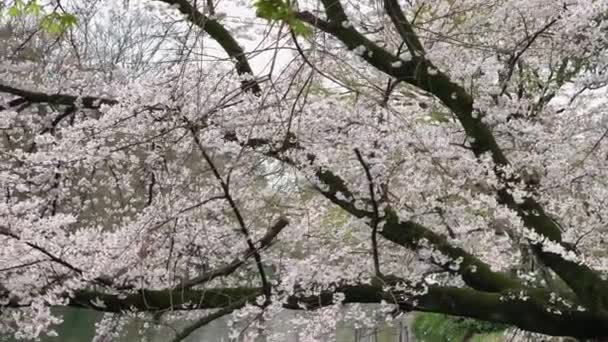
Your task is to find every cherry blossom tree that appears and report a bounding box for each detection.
[1,0,608,340]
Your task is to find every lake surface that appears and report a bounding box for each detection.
[2,305,413,342]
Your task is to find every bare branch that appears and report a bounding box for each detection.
[383,0,425,56]
[156,0,260,94]
[186,119,272,304]
[180,218,289,289]
[0,83,117,110]
[0,226,113,287]
[354,148,381,277]
[4,280,606,339]
[499,18,559,95]
[295,1,608,311]
[170,299,247,342]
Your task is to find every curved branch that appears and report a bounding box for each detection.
[179,218,289,289]
[157,0,260,94]
[296,2,608,311]
[0,226,113,287]
[4,281,608,338]
[383,0,425,56]
[187,120,272,303]
[0,83,117,109]
[227,131,521,293]
[170,299,247,342]
[354,148,381,277]
[380,211,520,292]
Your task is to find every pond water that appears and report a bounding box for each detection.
[2,306,413,342]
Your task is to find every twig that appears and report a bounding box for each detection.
[0,226,112,287]
[186,119,272,304]
[383,0,425,56]
[179,218,288,289]
[157,0,260,94]
[499,18,558,96]
[171,299,247,342]
[354,149,381,277]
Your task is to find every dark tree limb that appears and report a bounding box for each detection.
[499,18,558,95]
[179,218,289,289]
[157,0,260,94]
[354,148,381,277]
[41,105,77,134]
[296,0,608,312]
[0,83,117,109]
[170,298,247,342]
[228,133,522,293]
[383,0,425,56]
[0,225,113,287]
[412,285,608,338]
[380,211,521,292]
[186,120,272,304]
[4,280,608,338]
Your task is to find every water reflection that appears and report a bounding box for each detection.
[3,305,412,342]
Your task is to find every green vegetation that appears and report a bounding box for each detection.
[2,0,78,34]
[254,0,311,36]
[412,312,508,342]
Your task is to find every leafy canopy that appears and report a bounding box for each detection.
[3,0,77,34]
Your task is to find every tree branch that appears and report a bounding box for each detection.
[179,218,289,289]
[383,0,425,56]
[354,148,381,277]
[499,18,558,95]
[186,120,272,304]
[157,0,260,94]
[4,281,607,338]
[170,298,247,342]
[296,3,608,311]
[0,226,113,287]
[228,131,522,293]
[0,83,117,109]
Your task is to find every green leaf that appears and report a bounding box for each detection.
[40,12,78,34]
[288,17,312,37]
[413,312,508,342]
[59,13,78,27]
[254,0,311,37]
[2,1,77,34]
[41,14,61,33]
[7,6,21,17]
[25,1,43,16]
[254,0,287,20]
[7,0,25,17]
